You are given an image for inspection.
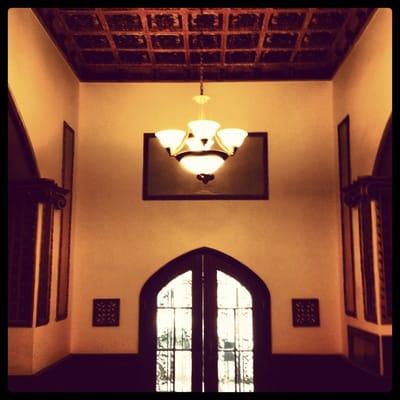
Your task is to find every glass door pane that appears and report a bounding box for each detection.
[217,270,254,392]
[156,271,192,392]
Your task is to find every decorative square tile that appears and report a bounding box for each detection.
[113,35,147,49]
[264,32,298,49]
[74,35,109,49]
[229,13,264,31]
[227,34,259,49]
[292,298,320,327]
[147,13,182,31]
[93,298,120,326]
[189,34,221,49]
[151,34,184,49]
[105,14,142,31]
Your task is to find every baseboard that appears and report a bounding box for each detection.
[8,352,391,392]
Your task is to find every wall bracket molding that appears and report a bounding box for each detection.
[9,178,69,209]
[343,176,391,207]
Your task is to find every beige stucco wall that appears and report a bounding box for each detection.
[8,8,79,374]
[333,8,392,179]
[7,6,392,375]
[332,8,392,347]
[71,80,342,354]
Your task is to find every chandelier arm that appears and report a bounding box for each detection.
[215,133,234,156]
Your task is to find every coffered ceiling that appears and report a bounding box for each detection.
[34,7,375,82]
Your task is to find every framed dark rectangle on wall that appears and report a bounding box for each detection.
[56,122,75,321]
[143,132,268,200]
[347,326,380,375]
[337,116,357,317]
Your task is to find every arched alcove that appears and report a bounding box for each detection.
[8,90,40,182]
[139,247,271,392]
[373,113,392,177]
[372,113,392,324]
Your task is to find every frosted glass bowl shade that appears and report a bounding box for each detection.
[179,153,225,175]
[217,128,248,150]
[188,120,221,140]
[155,129,186,152]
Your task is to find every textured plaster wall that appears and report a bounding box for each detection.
[7,6,391,375]
[332,8,392,347]
[72,80,342,354]
[8,8,79,374]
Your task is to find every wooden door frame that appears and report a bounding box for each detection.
[139,247,271,392]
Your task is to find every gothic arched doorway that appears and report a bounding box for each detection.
[139,247,271,392]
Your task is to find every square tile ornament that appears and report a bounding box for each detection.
[92,299,120,327]
[292,298,320,327]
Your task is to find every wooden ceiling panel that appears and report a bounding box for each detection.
[34,7,376,81]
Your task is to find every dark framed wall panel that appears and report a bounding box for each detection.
[56,122,75,321]
[347,326,380,375]
[357,200,377,323]
[36,203,55,326]
[8,90,40,327]
[382,336,392,380]
[372,115,392,325]
[8,197,38,327]
[143,132,268,200]
[337,116,356,317]
[375,193,392,324]
[344,177,386,324]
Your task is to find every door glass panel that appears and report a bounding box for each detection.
[157,309,174,349]
[237,351,254,392]
[218,351,236,392]
[174,351,192,391]
[156,350,174,392]
[175,308,192,349]
[237,309,253,350]
[217,309,235,350]
[217,270,254,392]
[156,271,192,392]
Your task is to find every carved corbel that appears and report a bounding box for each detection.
[343,176,391,207]
[8,178,69,209]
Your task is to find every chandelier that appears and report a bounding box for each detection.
[154,12,248,184]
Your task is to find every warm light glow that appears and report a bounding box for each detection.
[180,153,225,175]
[155,129,186,152]
[188,120,221,140]
[155,89,247,182]
[186,137,204,151]
[186,137,214,151]
[217,129,248,151]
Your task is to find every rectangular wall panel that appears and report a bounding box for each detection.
[337,116,356,316]
[56,122,75,320]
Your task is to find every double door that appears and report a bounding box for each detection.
[140,249,270,392]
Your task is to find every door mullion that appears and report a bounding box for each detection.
[192,254,203,392]
[204,254,218,392]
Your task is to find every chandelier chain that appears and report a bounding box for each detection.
[199,7,204,96]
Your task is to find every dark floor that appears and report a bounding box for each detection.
[8,354,391,393]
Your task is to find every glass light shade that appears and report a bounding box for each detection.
[155,129,186,152]
[186,138,215,151]
[188,120,220,141]
[186,137,204,152]
[179,154,225,175]
[217,128,248,150]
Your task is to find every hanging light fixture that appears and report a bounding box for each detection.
[154,9,248,184]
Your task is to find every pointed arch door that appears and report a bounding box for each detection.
[139,248,271,392]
